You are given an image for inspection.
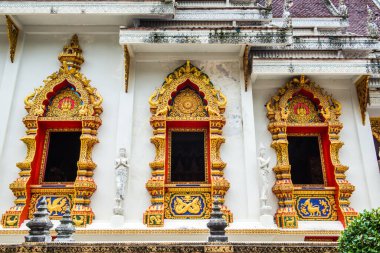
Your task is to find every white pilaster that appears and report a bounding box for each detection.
[240,70,260,219]
[0,31,24,160]
[350,81,380,208]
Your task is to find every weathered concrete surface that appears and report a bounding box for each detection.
[0,242,338,253]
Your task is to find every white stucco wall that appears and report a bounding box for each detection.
[0,34,7,82]
[0,31,378,233]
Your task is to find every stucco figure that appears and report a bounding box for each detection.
[113,148,129,216]
[258,143,271,208]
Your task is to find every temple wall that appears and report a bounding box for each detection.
[252,77,380,214]
[0,32,379,229]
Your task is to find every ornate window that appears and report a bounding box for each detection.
[144,61,232,227]
[266,75,357,228]
[2,35,103,228]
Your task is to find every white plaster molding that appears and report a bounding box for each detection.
[22,25,119,35]
[0,1,174,16]
[259,37,380,51]
[252,60,372,74]
[272,17,347,29]
[119,29,292,46]
[0,32,24,160]
[134,52,240,62]
[174,9,271,21]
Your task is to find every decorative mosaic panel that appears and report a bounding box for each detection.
[29,194,72,219]
[295,195,337,221]
[164,192,211,219]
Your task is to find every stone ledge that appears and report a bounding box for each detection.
[0,242,339,253]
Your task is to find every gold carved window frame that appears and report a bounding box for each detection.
[167,128,209,185]
[287,133,327,188]
[265,75,357,229]
[39,128,82,185]
[2,35,103,228]
[144,61,232,227]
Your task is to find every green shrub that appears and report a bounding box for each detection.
[338,208,380,253]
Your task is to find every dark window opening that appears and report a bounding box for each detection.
[288,136,324,185]
[170,131,206,182]
[43,131,81,183]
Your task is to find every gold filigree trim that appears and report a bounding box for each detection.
[124,45,130,92]
[5,15,19,63]
[356,75,370,125]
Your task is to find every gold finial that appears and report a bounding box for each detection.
[58,34,84,71]
[300,75,306,86]
[185,60,191,73]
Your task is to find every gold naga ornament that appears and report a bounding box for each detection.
[144,61,231,227]
[265,75,357,228]
[1,35,103,228]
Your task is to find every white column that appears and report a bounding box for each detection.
[350,81,380,208]
[240,69,260,220]
[0,31,25,159]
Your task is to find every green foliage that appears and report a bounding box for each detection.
[338,208,380,253]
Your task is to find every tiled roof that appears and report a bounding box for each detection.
[274,0,380,36]
[335,0,380,36]
[272,0,334,18]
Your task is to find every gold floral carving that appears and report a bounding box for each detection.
[265,75,357,228]
[355,75,370,125]
[370,117,380,142]
[145,61,231,227]
[1,34,103,228]
[5,15,19,63]
[169,88,207,118]
[243,45,252,92]
[124,45,130,92]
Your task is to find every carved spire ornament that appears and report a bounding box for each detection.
[55,207,76,242]
[207,199,228,242]
[367,6,379,39]
[2,35,103,228]
[338,0,348,18]
[266,75,357,228]
[25,197,53,243]
[282,0,293,29]
[5,15,19,63]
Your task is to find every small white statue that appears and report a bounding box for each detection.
[113,148,129,216]
[258,143,271,208]
[282,0,293,29]
[367,6,379,38]
[338,0,348,18]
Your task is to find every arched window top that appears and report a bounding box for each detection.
[24,34,103,120]
[149,61,226,119]
[266,75,342,125]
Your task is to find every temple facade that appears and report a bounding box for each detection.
[0,0,380,244]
